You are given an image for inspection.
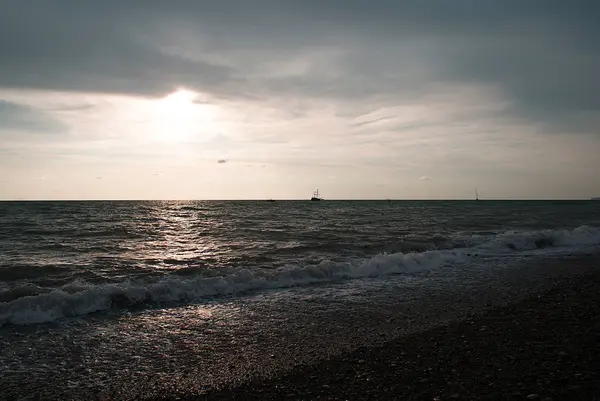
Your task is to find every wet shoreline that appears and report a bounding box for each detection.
[1,254,599,400]
[206,256,600,400]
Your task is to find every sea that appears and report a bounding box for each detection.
[1,200,600,398]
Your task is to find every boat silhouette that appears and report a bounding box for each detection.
[311,189,323,201]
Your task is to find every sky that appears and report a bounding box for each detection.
[0,1,599,200]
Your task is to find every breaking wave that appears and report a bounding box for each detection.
[1,225,599,327]
[473,224,600,253]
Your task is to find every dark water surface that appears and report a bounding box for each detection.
[1,200,599,325]
[1,200,600,399]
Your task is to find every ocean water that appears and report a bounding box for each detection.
[1,200,600,398]
[1,200,600,326]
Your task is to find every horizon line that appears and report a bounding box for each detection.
[0,198,596,202]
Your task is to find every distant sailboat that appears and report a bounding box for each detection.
[475,188,480,201]
[311,189,323,201]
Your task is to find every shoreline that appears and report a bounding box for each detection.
[139,258,600,400]
[2,255,599,400]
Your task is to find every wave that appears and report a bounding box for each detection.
[473,225,600,253]
[1,225,599,327]
[0,250,466,326]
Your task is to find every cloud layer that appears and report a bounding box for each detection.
[0,1,599,199]
[0,100,67,134]
[1,0,598,129]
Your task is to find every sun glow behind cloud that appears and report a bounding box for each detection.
[1,1,599,199]
[151,89,221,143]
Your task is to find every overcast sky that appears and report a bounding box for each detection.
[1,0,599,199]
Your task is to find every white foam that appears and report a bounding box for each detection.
[1,225,599,326]
[0,249,467,326]
[475,225,600,254]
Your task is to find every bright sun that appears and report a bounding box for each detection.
[153,89,216,142]
[163,89,197,112]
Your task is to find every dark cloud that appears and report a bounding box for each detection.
[217,159,228,164]
[351,116,397,128]
[0,1,236,97]
[435,33,600,132]
[0,1,598,131]
[40,102,96,112]
[0,100,67,133]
